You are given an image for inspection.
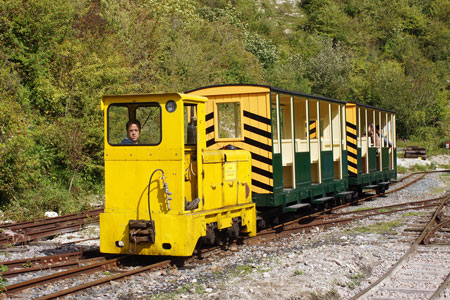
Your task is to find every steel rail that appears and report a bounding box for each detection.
[323,171,438,214]
[349,194,450,300]
[34,260,171,300]
[1,251,83,269]
[324,195,446,218]
[3,257,120,295]
[422,219,450,244]
[428,272,450,300]
[274,173,432,229]
[1,257,107,278]
[0,209,102,247]
[261,202,441,237]
[0,208,103,230]
[273,173,425,230]
[385,173,426,194]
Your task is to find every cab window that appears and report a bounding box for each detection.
[108,103,161,145]
[184,104,197,145]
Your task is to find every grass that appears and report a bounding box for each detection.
[403,212,426,217]
[350,220,403,235]
[309,289,340,300]
[350,207,395,213]
[440,173,450,183]
[256,266,270,273]
[0,265,8,292]
[22,261,33,268]
[427,173,450,194]
[234,264,254,276]
[430,186,449,194]
[397,163,436,174]
[346,273,366,289]
[287,290,340,300]
[377,208,396,213]
[351,207,371,212]
[149,283,206,300]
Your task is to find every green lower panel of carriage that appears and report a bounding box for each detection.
[253,150,349,212]
[348,147,397,187]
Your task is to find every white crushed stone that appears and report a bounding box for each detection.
[397,154,450,170]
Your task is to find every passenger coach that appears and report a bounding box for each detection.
[345,102,397,195]
[188,84,397,218]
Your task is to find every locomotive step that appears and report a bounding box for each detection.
[363,185,378,189]
[311,196,334,205]
[285,203,311,211]
[335,191,354,197]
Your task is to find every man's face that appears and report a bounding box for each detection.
[127,124,140,143]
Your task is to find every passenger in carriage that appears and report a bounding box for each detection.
[376,125,392,148]
[368,124,381,148]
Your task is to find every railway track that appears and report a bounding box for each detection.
[1,249,170,298]
[349,194,450,300]
[0,170,447,299]
[251,194,448,245]
[0,170,442,250]
[0,208,103,248]
[255,171,447,240]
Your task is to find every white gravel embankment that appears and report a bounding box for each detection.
[2,164,449,300]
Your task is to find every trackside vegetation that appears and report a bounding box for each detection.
[0,0,448,220]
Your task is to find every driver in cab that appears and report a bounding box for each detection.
[121,120,141,145]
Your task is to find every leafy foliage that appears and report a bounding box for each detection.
[0,0,448,220]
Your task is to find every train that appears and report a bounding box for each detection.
[99,84,397,256]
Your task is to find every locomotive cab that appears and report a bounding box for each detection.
[100,93,256,256]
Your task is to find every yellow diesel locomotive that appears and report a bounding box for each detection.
[100,93,256,256]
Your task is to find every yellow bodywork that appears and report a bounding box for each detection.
[100,93,256,256]
[187,85,274,194]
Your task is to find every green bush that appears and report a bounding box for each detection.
[0,0,448,221]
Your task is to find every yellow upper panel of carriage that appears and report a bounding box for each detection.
[188,85,271,97]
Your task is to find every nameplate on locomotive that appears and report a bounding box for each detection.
[224,162,237,181]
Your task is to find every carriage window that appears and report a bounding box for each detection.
[216,102,242,139]
[108,103,161,145]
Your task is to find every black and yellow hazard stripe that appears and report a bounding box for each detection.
[205,111,215,147]
[243,110,273,193]
[346,121,358,176]
[309,120,317,139]
[204,108,274,194]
